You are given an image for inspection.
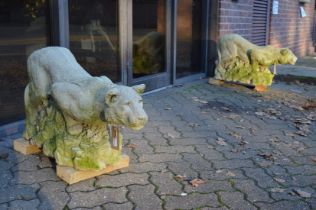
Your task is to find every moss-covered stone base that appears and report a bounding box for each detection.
[215,58,274,87]
[24,101,122,171]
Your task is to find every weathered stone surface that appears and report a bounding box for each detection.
[155,145,195,154]
[256,200,310,210]
[11,168,59,185]
[68,187,127,209]
[185,180,233,193]
[37,181,69,210]
[164,193,219,209]
[219,191,257,210]
[9,199,40,210]
[0,184,39,203]
[213,159,254,169]
[149,172,182,195]
[234,179,273,202]
[124,162,166,173]
[102,202,133,210]
[96,173,148,188]
[128,185,162,210]
[66,178,96,192]
[139,153,182,163]
[11,155,40,171]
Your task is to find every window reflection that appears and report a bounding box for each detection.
[176,0,202,78]
[0,0,50,124]
[69,0,120,82]
[133,0,166,78]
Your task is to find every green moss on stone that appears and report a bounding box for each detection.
[24,101,124,171]
[218,57,274,86]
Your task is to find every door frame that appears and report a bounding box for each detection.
[171,0,210,85]
[124,0,173,91]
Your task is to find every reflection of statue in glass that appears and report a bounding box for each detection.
[133,32,165,75]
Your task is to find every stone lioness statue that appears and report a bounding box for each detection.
[133,31,164,75]
[215,34,297,86]
[24,47,148,170]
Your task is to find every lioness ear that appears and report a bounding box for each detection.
[280,49,289,56]
[105,88,120,104]
[132,84,146,95]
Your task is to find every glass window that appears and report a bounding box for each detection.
[132,0,166,78]
[69,0,120,82]
[176,0,202,78]
[0,0,50,125]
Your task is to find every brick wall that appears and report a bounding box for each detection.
[269,0,316,57]
[218,0,253,40]
[217,0,316,57]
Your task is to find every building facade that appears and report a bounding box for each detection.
[0,0,315,124]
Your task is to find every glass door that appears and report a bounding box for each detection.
[175,0,208,80]
[127,0,171,91]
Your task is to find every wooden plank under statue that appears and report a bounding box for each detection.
[13,47,148,184]
[209,34,298,91]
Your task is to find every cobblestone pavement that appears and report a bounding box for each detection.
[0,80,316,210]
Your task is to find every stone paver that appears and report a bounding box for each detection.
[0,80,315,209]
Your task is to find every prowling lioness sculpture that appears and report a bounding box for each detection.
[23,47,148,171]
[214,34,297,87]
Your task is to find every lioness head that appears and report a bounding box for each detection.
[279,48,297,65]
[103,84,148,130]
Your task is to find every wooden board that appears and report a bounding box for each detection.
[13,138,41,155]
[57,155,129,184]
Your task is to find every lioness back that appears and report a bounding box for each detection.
[218,34,258,63]
[27,47,92,84]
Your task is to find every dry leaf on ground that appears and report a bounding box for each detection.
[258,153,274,161]
[174,175,186,181]
[189,179,206,187]
[274,177,285,183]
[293,189,312,198]
[270,188,285,193]
[216,137,228,146]
[226,171,236,177]
[127,144,137,149]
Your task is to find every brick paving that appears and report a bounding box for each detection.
[0,80,315,210]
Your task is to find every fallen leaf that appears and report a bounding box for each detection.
[190,179,206,187]
[302,103,316,110]
[312,157,316,163]
[127,144,137,149]
[293,118,311,125]
[239,140,249,146]
[167,133,175,139]
[222,107,232,112]
[180,192,187,196]
[295,130,308,137]
[174,175,186,181]
[229,132,242,140]
[188,123,200,127]
[293,189,312,198]
[216,137,227,146]
[255,111,265,116]
[258,153,274,161]
[271,188,285,193]
[235,125,245,129]
[274,178,285,183]
[226,171,236,177]
[0,152,8,160]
